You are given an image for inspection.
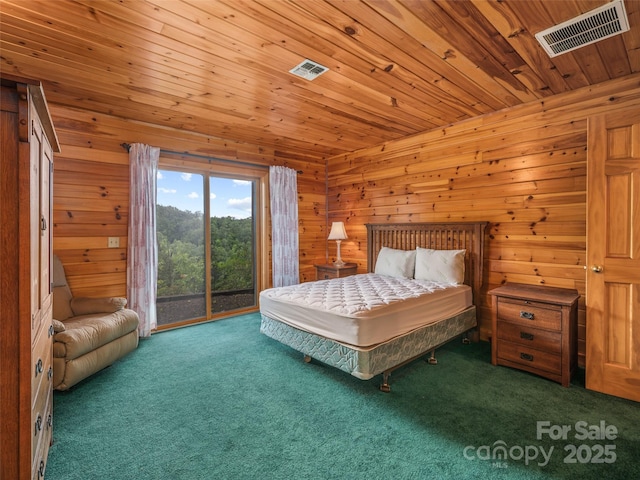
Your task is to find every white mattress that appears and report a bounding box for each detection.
[259,273,472,348]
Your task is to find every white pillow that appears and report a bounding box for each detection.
[374,247,416,279]
[414,248,466,284]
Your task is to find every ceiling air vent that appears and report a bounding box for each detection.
[535,0,630,58]
[289,59,329,80]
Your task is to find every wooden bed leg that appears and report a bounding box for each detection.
[379,371,391,393]
[427,349,438,365]
[303,354,312,363]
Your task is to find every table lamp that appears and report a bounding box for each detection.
[328,221,347,267]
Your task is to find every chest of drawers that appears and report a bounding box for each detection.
[1,78,57,479]
[490,283,579,387]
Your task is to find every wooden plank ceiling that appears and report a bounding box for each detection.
[1,0,639,158]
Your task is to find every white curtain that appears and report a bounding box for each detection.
[269,166,299,287]
[127,143,160,337]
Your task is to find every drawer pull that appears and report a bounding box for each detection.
[38,460,45,478]
[520,311,535,320]
[520,352,534,362]
[520,332,534,341]
[35,358,43,376]
[35,414,42,435]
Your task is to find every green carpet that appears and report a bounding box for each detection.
[47,313,639,480]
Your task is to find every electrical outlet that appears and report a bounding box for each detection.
[108,237,120,248]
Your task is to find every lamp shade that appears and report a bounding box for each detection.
[328,221,347,240]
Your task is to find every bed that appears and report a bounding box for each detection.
[260,222,488,391]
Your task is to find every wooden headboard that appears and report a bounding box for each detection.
[366,222,488,303]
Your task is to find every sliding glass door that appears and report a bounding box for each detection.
[156,169,258,328]
[209,176,255,314]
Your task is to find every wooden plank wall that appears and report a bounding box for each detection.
[51,104,327,299]
[326,74,640,366]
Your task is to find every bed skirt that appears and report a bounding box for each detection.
[260,306,477,381]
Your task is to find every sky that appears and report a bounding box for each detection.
[156,170,253,219]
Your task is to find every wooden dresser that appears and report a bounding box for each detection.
[490,283,579,387]
[1,76,59,479]
[315,263,358,280]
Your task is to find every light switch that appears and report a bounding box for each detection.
[108,237,120,248]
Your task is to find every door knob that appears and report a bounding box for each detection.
[591,265,603,273]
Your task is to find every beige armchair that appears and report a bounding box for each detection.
[52,255,139,391]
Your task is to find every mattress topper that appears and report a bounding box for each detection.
[260,273,466,317]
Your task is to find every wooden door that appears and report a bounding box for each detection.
[586,106,640,402]
[28,96,54,336]
[35,99,54,317]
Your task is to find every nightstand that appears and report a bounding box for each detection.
[490,283,579,387]
[315,263,358,280]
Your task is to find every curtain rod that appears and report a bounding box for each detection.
[120,143,302,174]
